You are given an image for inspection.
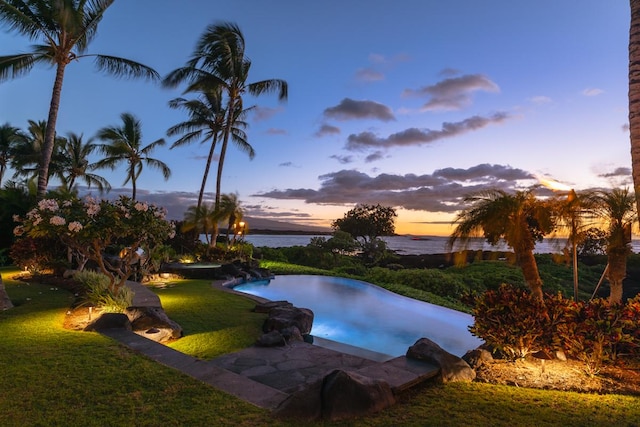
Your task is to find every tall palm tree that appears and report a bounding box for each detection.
[163,21,287,242]
[0,122,25,186]
[0,0,159,198]
[592,188,637,304]
[94,113,170,200]
[166,89,249,212]
[631,0,640,223]
[448,188,555,300]
[57,132,110,192]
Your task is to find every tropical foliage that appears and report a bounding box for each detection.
[0,0,159,197]
[449,188,555,300]
[163,21,288,242]
[94,112,170,200]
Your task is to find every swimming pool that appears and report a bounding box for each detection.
[232,275,482,358]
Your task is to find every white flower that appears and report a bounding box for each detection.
[50,215,66,226]
[12,214,20,222]
[32,215,42,226]
[134,202,148,212]
[38,199,59,212]
[62,200,72,208]
[68,221,83,232]
[13,226,24,236]
[86,201,101,216]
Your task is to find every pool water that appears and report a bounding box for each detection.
[233,275,482,358]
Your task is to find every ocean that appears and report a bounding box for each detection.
[235,234,637,255]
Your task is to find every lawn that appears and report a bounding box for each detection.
[1,266,639,426]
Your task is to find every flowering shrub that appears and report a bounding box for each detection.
[13,195,175,292]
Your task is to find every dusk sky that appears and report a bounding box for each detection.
[0,1,631,235]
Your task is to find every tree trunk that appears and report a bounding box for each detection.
[517,249,544,301]
[38,63,67,199]
[607,251,627,304]
[213,96,236,246]
[630,0,640,222]
[197,135,218,212]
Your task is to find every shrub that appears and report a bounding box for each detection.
[74,270,133,313]
[469,284,547,359]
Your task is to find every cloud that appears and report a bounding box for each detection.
[323,98,396,122]
[622,123,630,132]
[582,88,604,97]
[403,74,500,111]
[315,124,341,137]
[355,68,385,82]
[252,106,283,121]
[254,164,536,213]
[529,96,552,105]
[365,151,385,162]
[345,112,511,151]
[330,154,354,164]
[597,167,631,178]
[266,128,288,135]
[279,161,294,167]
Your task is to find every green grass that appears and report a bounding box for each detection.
[1,266,639,426]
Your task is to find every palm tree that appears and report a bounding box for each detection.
[218,192,243,246]
[0,0,159,198]
[181,203,218,246]
[592,188,637,304]
[163,21,287,242]
[631,0,640,223]
[448,188,555,300]
[551,189,596,301]
[57,132,110,192]
[0,122,25,186]
[94,113,170,200]
[10,119,65,182]
[166,89,249,212]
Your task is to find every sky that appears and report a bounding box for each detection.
[0,1,632,236]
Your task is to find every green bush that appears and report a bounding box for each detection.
[365,267,468,299]
[74,270,132,313]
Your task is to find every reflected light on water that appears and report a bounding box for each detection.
[233,275,483,358]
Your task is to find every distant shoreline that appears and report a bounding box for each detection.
[247,229,332,236]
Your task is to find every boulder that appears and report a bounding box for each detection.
[275,369,396,421]
[125,306,183,343]
[0,275,13,311]
[462,348,493,369]
[263,306,314,335]
[407,337,476,383]
[256,330,285,347]
[253,300,293,314]
[321,370,396,421]
[85,313,131,331]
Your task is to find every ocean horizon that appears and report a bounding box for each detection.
[227,234,638,256]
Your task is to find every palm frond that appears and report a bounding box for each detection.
[91,54,159,81]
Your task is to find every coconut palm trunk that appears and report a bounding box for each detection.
[38,63,67,196]
[515,249,544,301]
[608,251,627,304]
[198,135,218,210]
[631,0,640,219]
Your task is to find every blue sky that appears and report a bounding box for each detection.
[0,1,631,235]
